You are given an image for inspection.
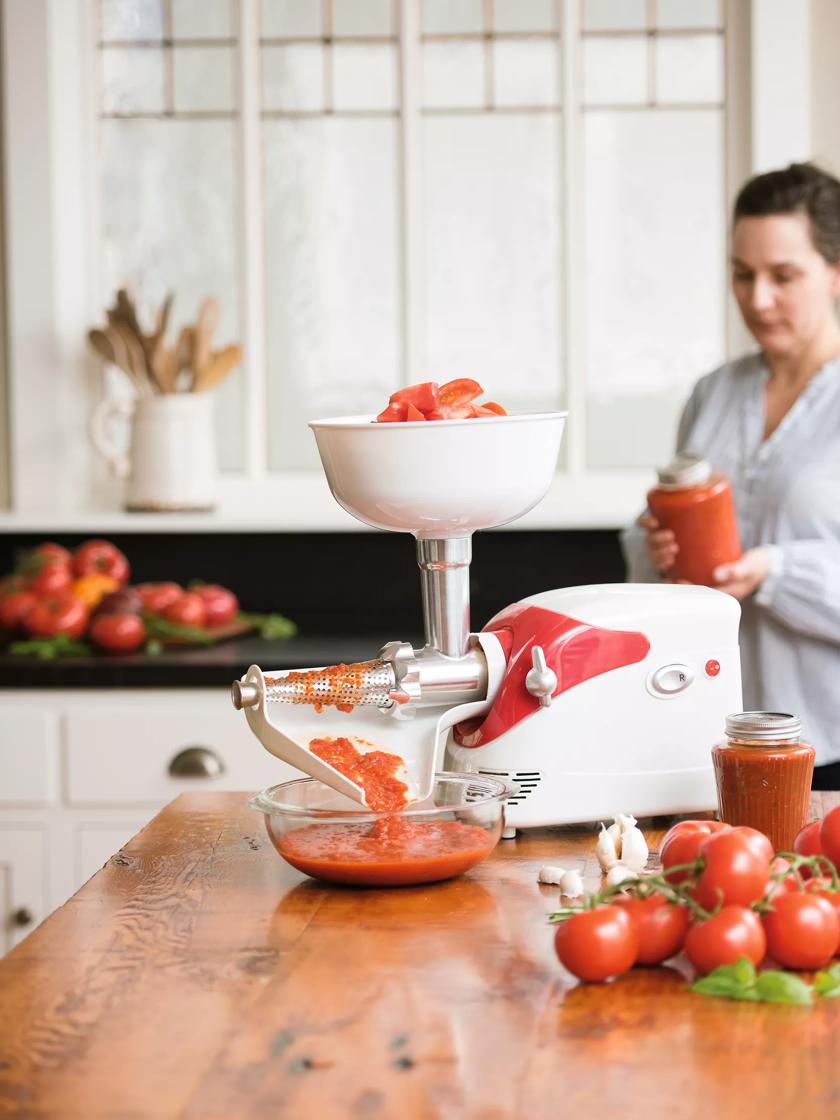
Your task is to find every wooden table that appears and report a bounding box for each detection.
[2,792,839,1120]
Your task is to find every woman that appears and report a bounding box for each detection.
[622,162,840,789]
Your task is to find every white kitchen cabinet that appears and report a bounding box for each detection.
[0,688,299,954]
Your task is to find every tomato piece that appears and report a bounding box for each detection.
[659,820,730,883]
[73,540,130,586]
[191,584,239,627]
[439,378,483,406]
[89,612,146,654]
[696,828,772,910]
[793,820,823,878]
[611,895,689,966]
[480,401,507,416]
[164,592,207,628]
[684,905,766,974]
[405,402,426,421]
[389,382,441,412]
[375,401,408,423]
[23,592,90,640]
[437,402,475,420]
[820,806,840,869]
[763,892,840,969]
[553,905,639,982]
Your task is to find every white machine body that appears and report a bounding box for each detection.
[445,583,742,828]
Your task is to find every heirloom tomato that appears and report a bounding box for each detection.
[164,592,207,627]
[0,586,38,631]
[191,584,239,628]
[136,582,183,615]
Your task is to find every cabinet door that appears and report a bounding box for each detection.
[0,826,45,953]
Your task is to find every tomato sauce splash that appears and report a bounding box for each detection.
[309,736,410,812]
[275,817,495,887]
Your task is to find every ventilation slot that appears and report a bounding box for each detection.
[478,768,543,807]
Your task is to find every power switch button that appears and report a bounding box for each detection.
[649,664,694,697]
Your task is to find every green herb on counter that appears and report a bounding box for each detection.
[8,636,92,660]
[237,612,297,640]
[141,614,217,644]
[814,962,840,997]
[691,957,813,1005]
[144,638,164,657]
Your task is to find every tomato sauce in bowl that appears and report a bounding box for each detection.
[251,773,507,888]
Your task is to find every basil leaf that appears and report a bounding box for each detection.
[814,962,840,997]
[691,957,758,998]
[752,971,813,1005]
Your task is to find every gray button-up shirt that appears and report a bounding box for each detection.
[622,352,840,765]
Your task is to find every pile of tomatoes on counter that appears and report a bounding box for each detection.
[0,539,241,654]
[551,807,840,1000]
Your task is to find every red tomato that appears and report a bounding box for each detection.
[27,561,73,596]
[695,828,772,910]
[659,820,730,883]
[405,402,425,421]
[439,378,483,406]
[389,382,441,413]
[819,806,840,869]
[611,894,689,966]
[763,892,839,970]
[0,588,38,631]
[192,584,239,628]
[89,612,146,653]
[793,820,823,878]
[804,877,840,932]
[136,582,183,615]
[375,401,407,423]
[73,539,130,586]
[164,592,207,627]
[437,402,476,420]
[479,401,506,416]
[23,592,89,639]
[553,906,639,982]
[764,856,799,898]
[684,905,766,974]
[735,826,774,864]
[31,542,73,568]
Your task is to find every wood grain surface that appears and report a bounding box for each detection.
[1,791,839,1120]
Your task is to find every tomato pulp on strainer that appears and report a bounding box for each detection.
[309,735,410,812]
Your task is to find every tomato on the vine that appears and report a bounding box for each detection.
[793,820,823,877]
[804,877,840,931]
[735,826,774,864]
[684,905,766,974]
[764,856,799,898]
[553,906,639,982]
[695,828,772,910]
[819,806,840,869]
[659,819,729,883]
[611,894,689,966]
[763,892,839,970]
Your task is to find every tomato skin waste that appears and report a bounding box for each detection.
[684,905,767,975]
[553,906,639,982]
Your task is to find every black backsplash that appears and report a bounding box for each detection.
[0,530,627,636]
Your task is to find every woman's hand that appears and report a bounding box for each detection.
[639,514,678,576]
[712,547,770,600]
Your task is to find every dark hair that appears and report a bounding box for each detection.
[734,162,840,264]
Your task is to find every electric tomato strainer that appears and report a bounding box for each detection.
[231,412,743,832]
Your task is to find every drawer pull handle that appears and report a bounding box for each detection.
[168,746,225,779]
[12,907,33,928]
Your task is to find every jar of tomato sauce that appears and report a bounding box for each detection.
[712,712,815,853]
[647,453,741,586]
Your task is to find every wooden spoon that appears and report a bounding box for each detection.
[192,344,242,393]
[191,297,220,384]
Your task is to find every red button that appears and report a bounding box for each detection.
[705,659,720,677]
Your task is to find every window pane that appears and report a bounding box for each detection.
[172,0,234,39]
[494,38,559,107]
[583,36,647,105]
[102,48,165,114]
[332,0,393,37]
[423,0,483,34]
[333,44,398,111]
[262,44,324,111]
[100,119,243,468]
[422,41,485,109]
[657,0,720,29]
[583,0,646,31]
[493,0,556,33]
[264,119,400,468]
[173,46,236,112]
[583,111,725,468]
[261,0,322,37]
[423,114,562,409]
[656,35,723,103]
[101,0,163,41]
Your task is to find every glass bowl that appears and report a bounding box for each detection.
[250,772,508,887]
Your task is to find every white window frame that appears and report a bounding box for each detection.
[0,0,808,532]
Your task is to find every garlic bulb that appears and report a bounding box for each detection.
[560,869,583,897]
[538,865,566,885]
[595,823,621,871]
[605,864,636,889]
[619,823,649,873]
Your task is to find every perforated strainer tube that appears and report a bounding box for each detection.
[264,660,397,709]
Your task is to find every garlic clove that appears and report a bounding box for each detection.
[615,813,638,835]
[538,865,566,885]
[606,819,623,850]
[559,869,583,897]
[596,823,621,871]
[604,863,637,889]
[619,824,649,873]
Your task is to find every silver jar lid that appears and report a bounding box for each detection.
[656,452,712,489]
[725,712,802,740]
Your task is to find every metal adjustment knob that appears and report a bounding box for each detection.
[525,645,557,708]
[12,907,33,927]
[231,680,260,710]
[168,746,225,779]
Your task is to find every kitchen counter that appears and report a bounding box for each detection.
[0,632,422,688]
[2,792,839,1118]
